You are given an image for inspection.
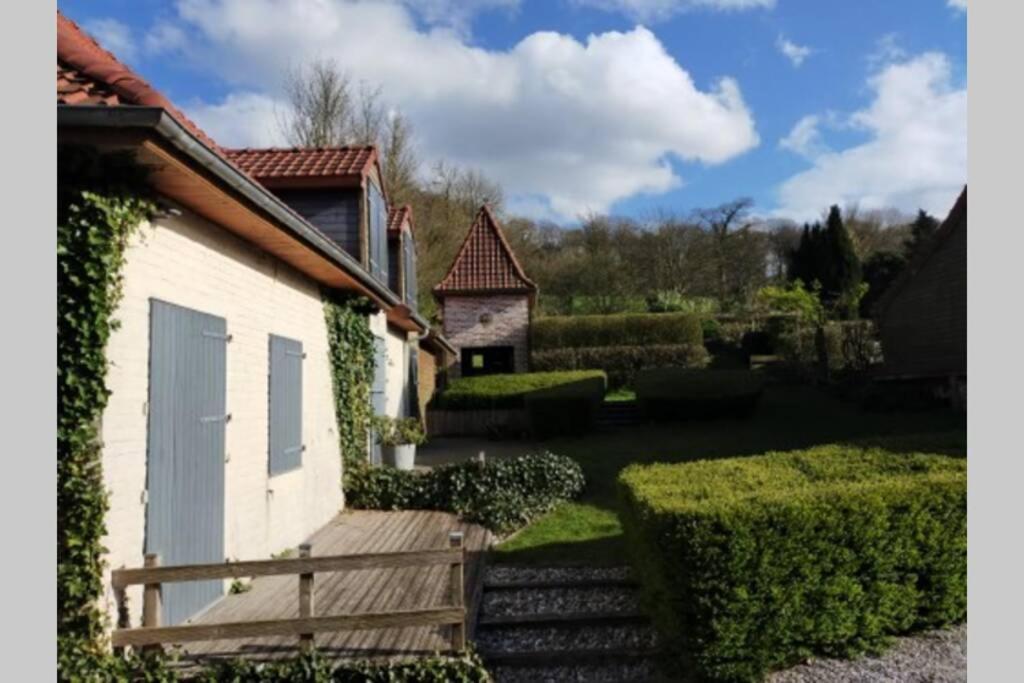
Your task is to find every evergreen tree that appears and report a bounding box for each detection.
[821,205,863,318]
[904,209,940,261]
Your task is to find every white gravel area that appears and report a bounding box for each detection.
[477,623,659,655]
[485,565,632,584]
[767,624,966,683]
[490,660,659,683]
[483,586,640,617]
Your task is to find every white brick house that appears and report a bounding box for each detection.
[434,207,538,377]
[58,13,428,629]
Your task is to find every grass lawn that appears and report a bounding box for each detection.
[603,387,636,402]
[493,383,965,566]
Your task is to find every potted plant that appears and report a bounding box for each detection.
[372,416,426,471]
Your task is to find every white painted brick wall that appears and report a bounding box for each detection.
[441,295,530,376]
[99,207,342,628]
[368,312,416,417]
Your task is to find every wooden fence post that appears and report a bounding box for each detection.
[298,543,315,650]
[142,553,162,629]
[448,532,465,651]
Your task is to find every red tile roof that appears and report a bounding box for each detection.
[224,147,378,181]
[57,12,221,151]
[434,206,536,296]
[388,205,413,235]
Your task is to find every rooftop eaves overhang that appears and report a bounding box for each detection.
[58,105,428,334]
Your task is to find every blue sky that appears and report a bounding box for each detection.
[59,0,967,224]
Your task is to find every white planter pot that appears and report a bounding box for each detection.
[384,444,417,471]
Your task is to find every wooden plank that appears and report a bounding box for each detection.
[112,548,462,588]
[112,606,464,647]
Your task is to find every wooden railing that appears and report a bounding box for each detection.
[111,532,466,651]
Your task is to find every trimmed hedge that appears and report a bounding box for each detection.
[532,313,703,350]
[636,368,764,420]
[430,370,606,411]
[618,446,967,682]
[193,650,491,682]
[532,344,708,388]
[524,375,606,438]
[345,453,585,534]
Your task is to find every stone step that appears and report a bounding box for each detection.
[484,576,639,591]
[479,610,650,629]
[483,647,659,667]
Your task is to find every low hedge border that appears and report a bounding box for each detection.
[635,368,765,420]
[430,370,607,411]
[344,452,585,535]
[532,313,703,350]
[618,445,966,682]
[531,344,708,388]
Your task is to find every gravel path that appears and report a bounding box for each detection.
[768,624,966,683]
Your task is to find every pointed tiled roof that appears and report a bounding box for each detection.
[434,206,536,297]
[388,204,413,235]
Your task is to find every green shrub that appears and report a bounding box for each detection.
[618,446,966,682]
[193,650,491,682]
[636,369,764,420]
[532,313,703,350]
[531,344,708,388]
[345,453,585,534]
[431,370,606,411]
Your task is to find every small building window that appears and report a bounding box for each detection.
[269,334,304,475]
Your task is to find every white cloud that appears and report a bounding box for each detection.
[172,0,759,220]
[144,22,189,56]
[776,35,811,67]
[400,0,520,34]
[948,0,967,11]
[779,115,828,159]
[775,52,966,221]
[570,0,774,23]
[84,18,137,62]
[184,92,285,148]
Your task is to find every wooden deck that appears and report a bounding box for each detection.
[170,510,493,665]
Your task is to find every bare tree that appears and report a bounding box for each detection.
[279,58,355,147]
[692,198,756,303]
[381,111,418,207]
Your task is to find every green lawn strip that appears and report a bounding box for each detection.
[603,387,636,402]
[494,384,965,567]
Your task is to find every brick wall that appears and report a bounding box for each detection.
[100,205,343,628]
[441,294,530,377]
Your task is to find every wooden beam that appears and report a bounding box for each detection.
[111,548,462,589]
[110,606,465,648]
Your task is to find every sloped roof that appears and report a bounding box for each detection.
[388,204,413,235]
[225,147,377,181]
[57,12,220,151]
[874,186,967,320]
[433,206,536,296]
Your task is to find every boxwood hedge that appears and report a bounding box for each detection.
[430,370,606,411]
[531,313,703,350]
[523,374,606,437]
[532,344,708,388]
[345,452,585,534]
[618,446,966,682]
[635,368,764,420]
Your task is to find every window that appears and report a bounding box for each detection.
[268,334,304,475]
[403,231,417,309]
[367,184,388,284]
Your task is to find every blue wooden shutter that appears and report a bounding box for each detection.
[145,299,226,625]
[370,336,387,465]
[269,334,304,475]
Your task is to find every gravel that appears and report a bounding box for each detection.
[485,565,632,584]
[477,623,659,655]
[767,624,967,683]
[483,585,640,617]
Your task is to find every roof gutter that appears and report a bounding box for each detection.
[58,105,429,333]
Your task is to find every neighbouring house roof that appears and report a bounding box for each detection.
[874,186,967,320]
[433,206,537,298]
[419,329,457,357]
[56,11,427,334]
[225,146,377,183]
[388,205,413,235]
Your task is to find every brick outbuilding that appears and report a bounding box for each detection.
[434,206,538,377]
